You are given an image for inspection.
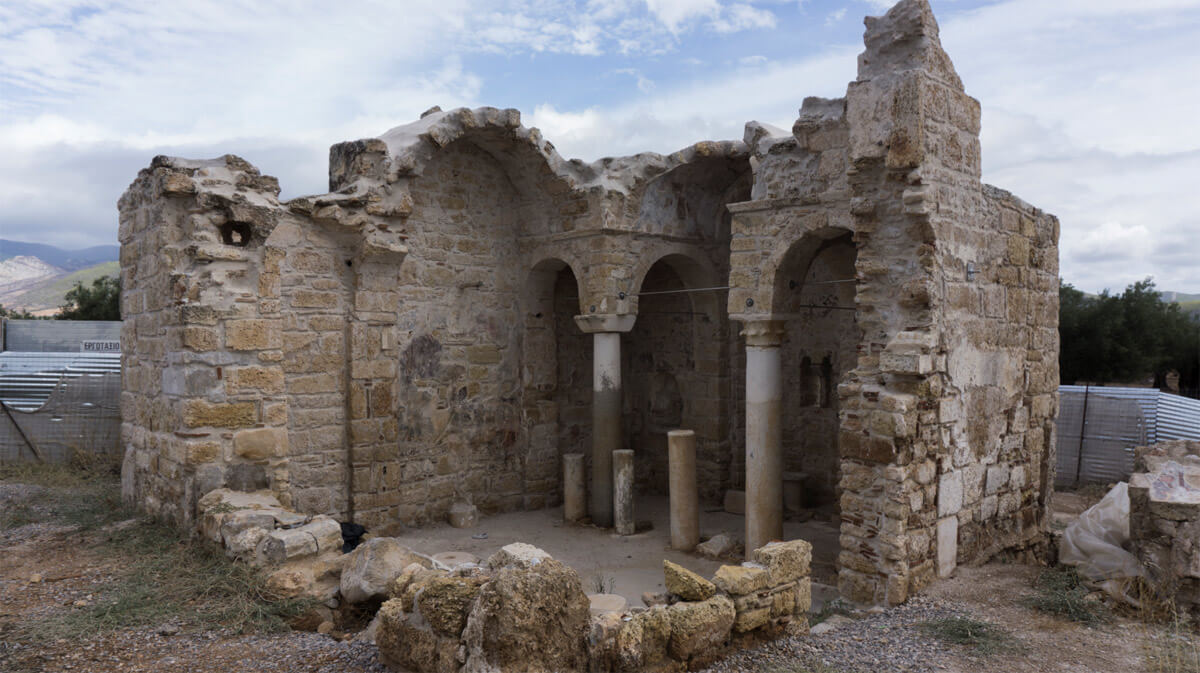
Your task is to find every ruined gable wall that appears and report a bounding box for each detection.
[837,0,1059,601]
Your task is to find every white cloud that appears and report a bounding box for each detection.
[644,0,721,31]
[710,4,777,33]
[825,8,847,25]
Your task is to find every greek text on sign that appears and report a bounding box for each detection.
[82,340,121,353]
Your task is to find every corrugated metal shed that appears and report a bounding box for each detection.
[3,319,121,352]
[1057,385,1200,486]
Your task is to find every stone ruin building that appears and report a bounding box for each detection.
[118,0,1060,608]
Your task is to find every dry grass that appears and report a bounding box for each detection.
[1145,621,1200,673]
[0,462,318,641]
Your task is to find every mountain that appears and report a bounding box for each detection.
[0,240,119,315]
[0,255,62,287]
[1161,290,1200,303]
[0,239,119,272]
[0,261,120,314]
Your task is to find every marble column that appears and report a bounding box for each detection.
[575,313,636,528]
[743,320,785,557]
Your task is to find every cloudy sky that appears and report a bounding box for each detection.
[1,0,1197,294]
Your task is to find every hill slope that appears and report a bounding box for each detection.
[0,262,120,314]
[0,239,119,271]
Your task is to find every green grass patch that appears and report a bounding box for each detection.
[920,616,1017,655]
[1027,566,1108,625]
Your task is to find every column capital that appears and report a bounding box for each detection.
[741,319,785,347]
[574,313,636,334]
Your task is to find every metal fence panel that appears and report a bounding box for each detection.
[3,319,121,353]
[1156,393,1200,441]
[1056,387,1147,486]
[0,351,122,463]
[0,371,121,463]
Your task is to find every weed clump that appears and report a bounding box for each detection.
[919,616,1017,655]
[1027,566,1108,625]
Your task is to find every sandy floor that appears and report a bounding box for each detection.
[392,494,841,606]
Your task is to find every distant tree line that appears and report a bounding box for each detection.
[0,276,121,321]
[1060,278,1200,394]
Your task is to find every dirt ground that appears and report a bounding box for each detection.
[0,476,1190,673]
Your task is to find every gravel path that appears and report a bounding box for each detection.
[701,596,969,673]
[2,628,388,673]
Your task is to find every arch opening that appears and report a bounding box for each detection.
[774,230,858,585]
[520,259,591,509]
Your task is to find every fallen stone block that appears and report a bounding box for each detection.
[341,537,434,604]
[461,558,590,673]
[487,542,552,570]
[664,560,716,601]
[696,533,738,560]
[376,598,462,673]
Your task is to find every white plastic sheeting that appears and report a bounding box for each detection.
[1059,482,1144,581]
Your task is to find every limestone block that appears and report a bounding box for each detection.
[795,577,812,613]
[417,575,487,636]
[225,526,268,560]
[985,464,1009,495]
[664,560,717,601]
[980,495,998,521]
[712,564,769,596]
[488,542,552,570]
[447,501,478,528]
[937,470,963,517]
[226,319,282,351]
[461,559,591,673]
[696,533,738,560]
[182,326,218,351]
[233,427,287,461]
[751,539,812,585]
[376,599,461,673]
[257,516,341,566]
[342,537,435,604]
[219,509,275,545]
[937,516,958,578]
[732,606,770,633]
[615,605,671,671]
[183,400,257,429]
[667,595,735,661]
[266,565,316,598]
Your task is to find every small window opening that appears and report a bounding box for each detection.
[219,222,252,247]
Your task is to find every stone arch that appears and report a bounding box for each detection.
[629,249,722,321]
[624,252,729,501]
